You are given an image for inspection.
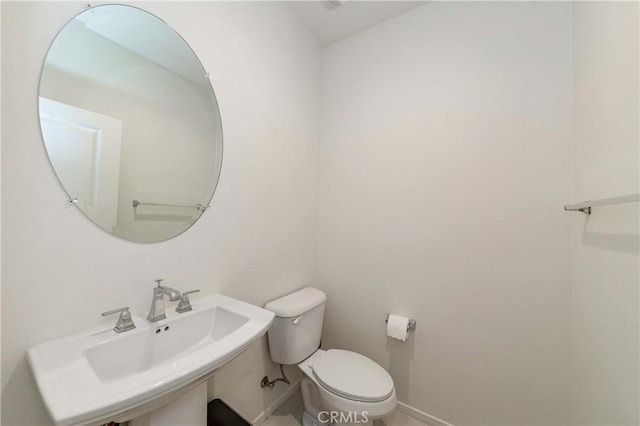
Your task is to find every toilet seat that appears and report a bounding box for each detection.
[311,349,394,403]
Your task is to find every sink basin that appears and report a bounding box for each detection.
[27,295,274,426]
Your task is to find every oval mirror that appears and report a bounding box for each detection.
[39,5,223,243]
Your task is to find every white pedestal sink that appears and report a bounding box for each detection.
[27,295,274,426]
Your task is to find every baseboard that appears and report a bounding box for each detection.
[397,401,455,426]
[252,378,302,426]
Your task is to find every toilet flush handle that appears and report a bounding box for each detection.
[292,315,303,325]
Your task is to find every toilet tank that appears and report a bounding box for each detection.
[264,287,327,365]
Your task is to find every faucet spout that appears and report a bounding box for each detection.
[147,279,181,322]
[161,286,181,302]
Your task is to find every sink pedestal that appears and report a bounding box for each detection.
[130,382,207,426]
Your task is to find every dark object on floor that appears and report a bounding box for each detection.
[208,399,250,426]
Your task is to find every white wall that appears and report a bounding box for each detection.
[317,3,573,425]
[571,2,640,424]
[1,1,321,424]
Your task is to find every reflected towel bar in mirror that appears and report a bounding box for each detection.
[132,200,210,212]
[564,193,640,214]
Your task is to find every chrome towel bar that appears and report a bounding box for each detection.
[132,200,210,212]
[564,193,640,214]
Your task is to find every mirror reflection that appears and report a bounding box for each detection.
[39,5,223,243]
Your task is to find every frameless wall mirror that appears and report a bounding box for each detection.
[39,4,223,243]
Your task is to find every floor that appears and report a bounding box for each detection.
[262,391,430,426]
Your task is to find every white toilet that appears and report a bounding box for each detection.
[265,287,397,425]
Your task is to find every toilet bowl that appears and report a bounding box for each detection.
[264,287,397,425]
[299,349,397,425]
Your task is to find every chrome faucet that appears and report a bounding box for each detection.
[102,306,136,333]
[176,289,200,313]
[147,279,181,322]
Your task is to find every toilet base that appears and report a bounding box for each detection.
[302,410,374,426]
[301,376,324,420]
[300,377,375,426]
[302,410,323,426]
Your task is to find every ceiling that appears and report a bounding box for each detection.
[288,1,428,47]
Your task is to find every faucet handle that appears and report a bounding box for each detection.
[176,290,200,313]
[102,307,136,333]
[154,278,164,287]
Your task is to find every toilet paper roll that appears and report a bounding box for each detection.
[386,314,410,341]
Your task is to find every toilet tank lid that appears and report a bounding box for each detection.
[264,287,327,317]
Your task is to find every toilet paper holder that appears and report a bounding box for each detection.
[385,314,417,332]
